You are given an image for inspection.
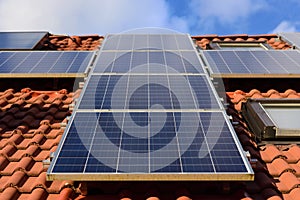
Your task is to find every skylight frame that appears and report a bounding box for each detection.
[242,99,300,142]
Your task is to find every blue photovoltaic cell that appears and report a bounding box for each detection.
[203,50,300,75]
[0,51,93,75]
[78,75,220,110]
[93,51,204,74]
[0,32,48,49]
[51,111,247,174]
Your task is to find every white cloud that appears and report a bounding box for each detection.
[189,0,266,33]
[0,0,190,35]
[271,21,298,33]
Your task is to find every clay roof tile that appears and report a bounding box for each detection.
[0,187,19,200]
[260,145,285,163]
[277,172,300,193]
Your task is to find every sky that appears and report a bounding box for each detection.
[0,0,299,36]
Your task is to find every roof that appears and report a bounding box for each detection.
[0,88,80,199]
[0,33,299,200]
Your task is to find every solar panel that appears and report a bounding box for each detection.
[78,75,220,110]
[48,111,251,180]
[94,51,204,74]
[47,34,253,181]
[102,34,195,51]
[0,31,48,49]
[279,32,300,49]
[203,50,300,77]
[0,51,94,77]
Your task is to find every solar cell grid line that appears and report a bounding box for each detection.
[113,52,132,73]
[164,51,186,73]
[67,52,94,73]
[218,51,251,74]
[133,34,148,50]
[175,34,195,50]
[250,51,289,73]
[118,34,134,50]
[267,51,300,73]
[180,51,205,74]
[161,34,178,51]
[202,51,231,74]
[29,52,62,73]
[0,52,30,73]
[148,34,163,50]
[234,51,269,74]
[48,52,77,73]
[102,34,121,50]
[93,52,117,73]
[11,52,45,73]
[283,51,300,72]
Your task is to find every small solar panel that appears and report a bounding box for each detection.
[48,111,251,180]
[0,31,48,49]
[279,32,300,49]
[0,51,94,77]
[203,50,300,77]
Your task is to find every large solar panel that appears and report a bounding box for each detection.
[279,32,300,49]
[48,111,250,180]
[0,51,94,77]
[47,34,253,181]
[0,31,48,49]
[203,50,300,77]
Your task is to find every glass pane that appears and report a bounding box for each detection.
[263,106,300,130]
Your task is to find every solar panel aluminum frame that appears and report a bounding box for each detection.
[0,51,96,78]
[47,110,254,181]
[201,50,300,78]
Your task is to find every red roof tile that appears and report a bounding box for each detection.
[0,88,77,199]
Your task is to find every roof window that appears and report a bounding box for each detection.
[210,42,270,50]
[242,99,300,142]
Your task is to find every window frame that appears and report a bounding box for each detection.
[242,99,300,142]
[210,41,271,50]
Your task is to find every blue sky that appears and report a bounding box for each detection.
[0,0,299,35]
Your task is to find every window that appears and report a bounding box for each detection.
[210,42,270,50]
[242,99,300,142]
